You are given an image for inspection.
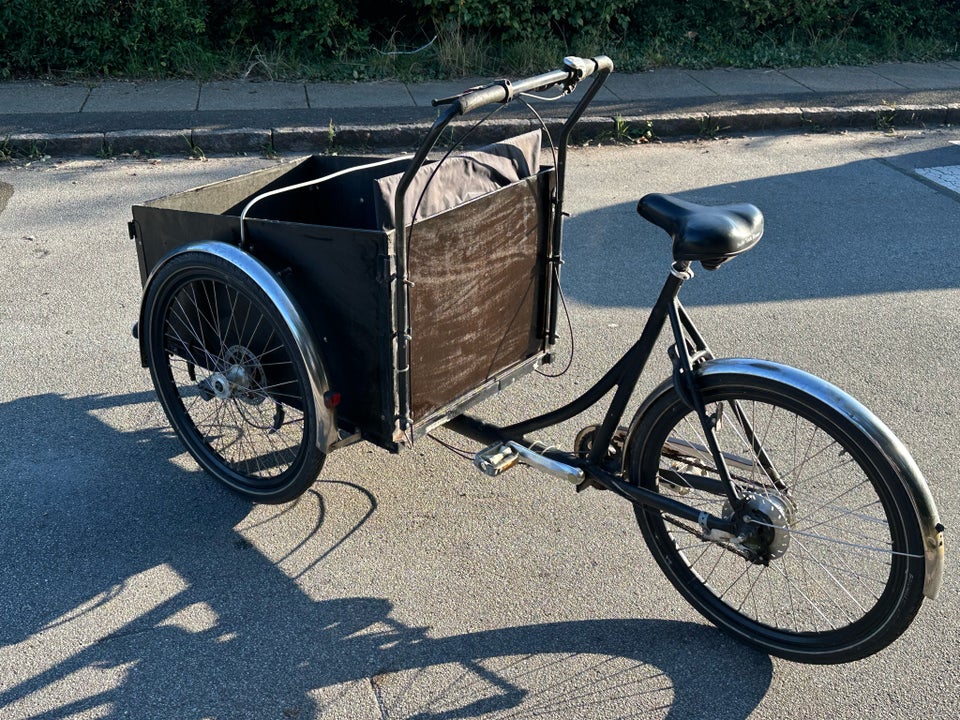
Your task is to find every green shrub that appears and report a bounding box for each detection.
[271,0,366,54]
[413,0,639,40]
[0,0,957,78]
[0,0,367,77]
[618,0,960,67]
[0,0,208,76]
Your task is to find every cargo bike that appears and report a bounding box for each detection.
[130,56,943,664]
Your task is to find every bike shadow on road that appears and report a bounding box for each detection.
[0,391,773,719]
[561,143,960,310]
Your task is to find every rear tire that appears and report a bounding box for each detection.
[142,252,325,503]
[628,373,926,663]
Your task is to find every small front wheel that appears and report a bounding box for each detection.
[142,252,325,503]
[628,371,927,663]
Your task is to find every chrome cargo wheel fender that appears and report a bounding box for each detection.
[137,240,339,454]
[622,357,944,600]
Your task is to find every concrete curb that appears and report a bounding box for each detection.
[3,105,957,159]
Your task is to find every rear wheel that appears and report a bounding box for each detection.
[628,373,926,663]
[142,253,325,503]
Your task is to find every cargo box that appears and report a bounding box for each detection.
[131,151,557,450]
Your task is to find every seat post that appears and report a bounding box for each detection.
[670,260,694,281]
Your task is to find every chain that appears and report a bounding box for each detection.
[661,514,757,563]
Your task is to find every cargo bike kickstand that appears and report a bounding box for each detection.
[130,55,943,666]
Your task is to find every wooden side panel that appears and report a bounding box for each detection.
[131,156,401,449]
[245,220,396,448]
[407,174,549,423]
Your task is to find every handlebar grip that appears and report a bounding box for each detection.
[455,81,516,115]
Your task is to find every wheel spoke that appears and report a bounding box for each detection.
[632,379,925,661]
[150,267,317,491]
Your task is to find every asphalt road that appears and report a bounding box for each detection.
[1,129,958,719]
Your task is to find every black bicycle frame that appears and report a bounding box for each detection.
[396,56,748,536]
[446,260,743,536]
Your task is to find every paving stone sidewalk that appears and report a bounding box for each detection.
[1,61,959,156]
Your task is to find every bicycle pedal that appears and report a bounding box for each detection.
[474,443,520,477]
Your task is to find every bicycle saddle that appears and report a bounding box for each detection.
[637,193,764,270]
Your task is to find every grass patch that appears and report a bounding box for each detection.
[595,116,658,145]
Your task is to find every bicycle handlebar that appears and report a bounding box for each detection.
[434,55,614,116]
